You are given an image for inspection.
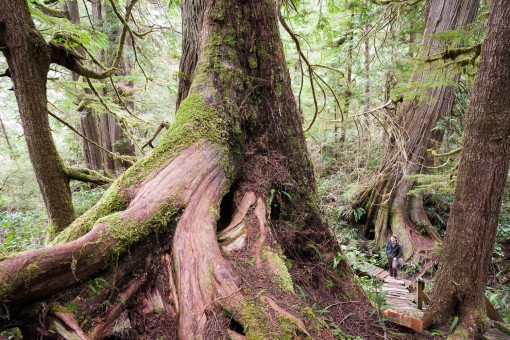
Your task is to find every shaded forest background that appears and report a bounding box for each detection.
[0,0,509,334]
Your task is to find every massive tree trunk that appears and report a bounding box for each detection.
[0,0,374,338]
[356,0,479,260]
[0,0,76,231]
[423,1,510,337]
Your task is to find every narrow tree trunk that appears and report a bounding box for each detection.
[79,108,103,170]
[423,1,510,336]
[363,23,371,124]
[356,0,479,260]
[0,0,374,338]
[0,1,76,231]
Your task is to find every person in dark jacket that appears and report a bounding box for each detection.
[385,234,403,278]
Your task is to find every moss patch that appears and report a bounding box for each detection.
[262,247,294,293]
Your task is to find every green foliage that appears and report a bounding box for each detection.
[336,206,365,223]
[72,187,108,216]
[402,261,420,276]
[0,211,47,254]
[448,315,460,334]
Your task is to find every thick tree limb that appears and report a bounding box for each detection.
[49,42,116,79]
[31,1,67,18]
[65,167,113,185]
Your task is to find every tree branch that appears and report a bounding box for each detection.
[65,166,113,185]
[0,69,10,78]
[425,44,482,63]
[31,1,67,18]
[47,108,136,164]
[428,147,463,158]
[277,1,319,132]
[49,42,116,79]
[142,122,170,150]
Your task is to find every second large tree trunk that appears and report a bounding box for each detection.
[0,0,76,230]
[356,0,479,260]
[423,1,510,337]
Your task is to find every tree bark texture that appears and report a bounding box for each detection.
[423,1,510,337]
[357,0,479,260]
[0,0,76,231]
[0,0,374,339]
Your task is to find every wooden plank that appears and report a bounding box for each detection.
[494,321,510,336]
[377,271,390,280]
[383,308,423,332]
[384,277,407,285]
[482,327,510,340]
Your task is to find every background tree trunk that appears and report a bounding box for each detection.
[79,0,135,175]
[0,0,76,231]
[423,1,510,336]
[356,0,479,260]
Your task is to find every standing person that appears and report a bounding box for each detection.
[385,234,403,278]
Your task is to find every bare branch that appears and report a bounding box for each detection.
[0,69,10,78]
[277,1,318,132]
[142,122,170,150]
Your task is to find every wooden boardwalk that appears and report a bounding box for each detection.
[358,263,510,336]
[360,264,424,332]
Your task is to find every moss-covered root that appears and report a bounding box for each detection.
[0,143,226,306]
[234,296,330,339]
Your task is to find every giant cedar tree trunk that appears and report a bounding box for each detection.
[0,0,374,339]
[357,0,479,260]
[423,1,510,337]
[0,0,76,230]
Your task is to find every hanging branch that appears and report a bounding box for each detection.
[48,0,140,80]
[109,76,153,126]
[81,0,96,34]
[107,0,150,86]
[297,57,304,115]
[424,44,482,63]
[49,42,117,79]
[276,1,319,132]
[47,108,135,165]
[311,64,345,77]
[278,1,347,131]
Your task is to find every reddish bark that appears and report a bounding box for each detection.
[423,1,510,336]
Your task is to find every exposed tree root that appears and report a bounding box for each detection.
[252,198,268,269]
[218,191,256,252]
